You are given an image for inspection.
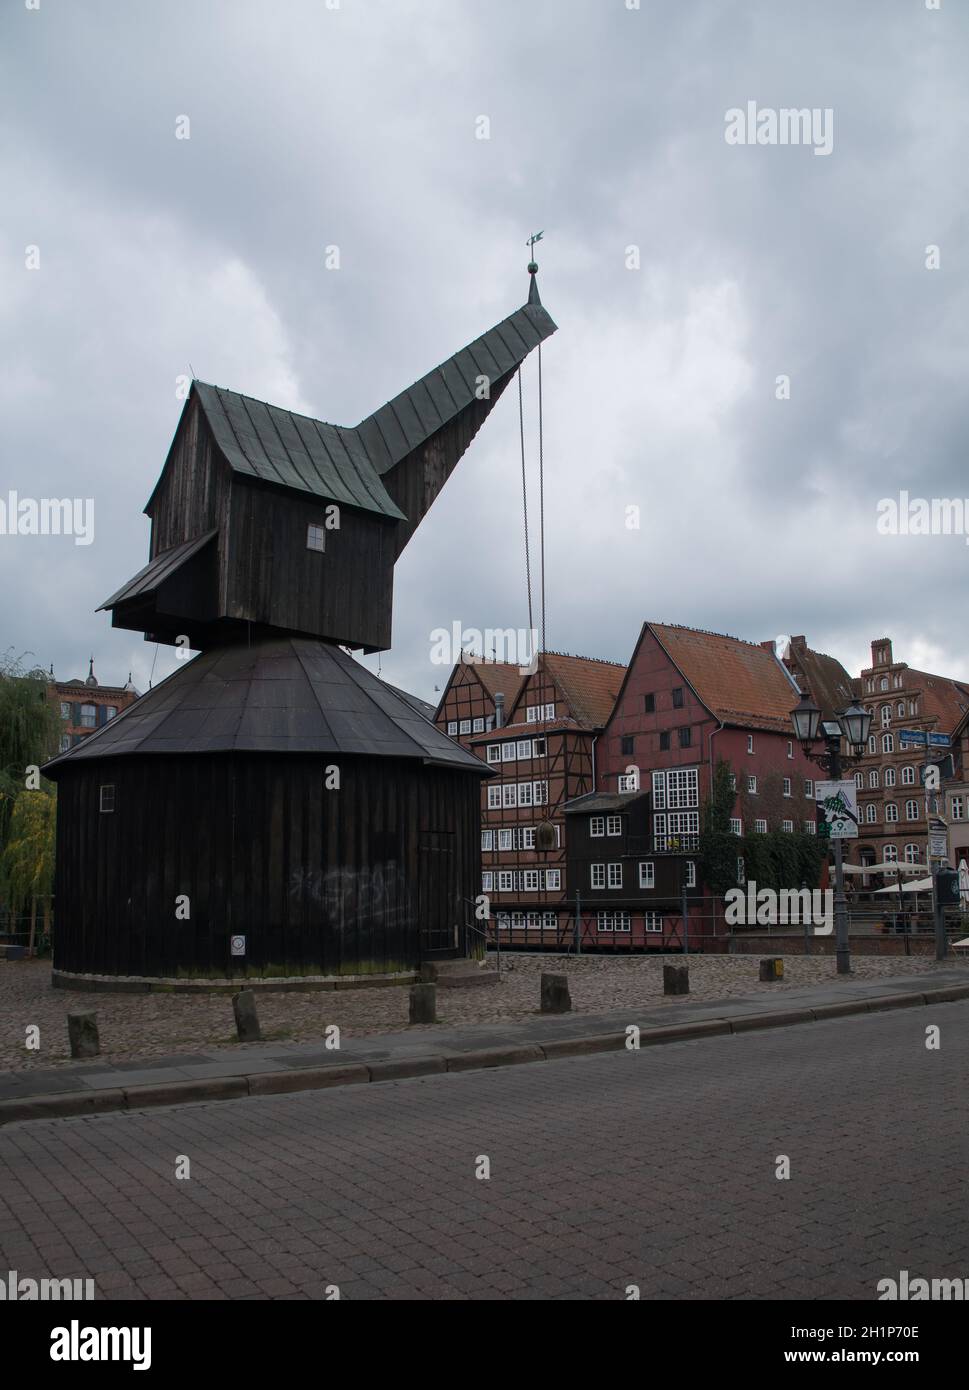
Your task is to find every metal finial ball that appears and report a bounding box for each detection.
[527,261,538,274]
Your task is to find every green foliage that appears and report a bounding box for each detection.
[0,650,60,855]
[0,789,56,912]
[698,758,741,895]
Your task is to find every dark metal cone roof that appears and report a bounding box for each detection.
[42,638,491,774]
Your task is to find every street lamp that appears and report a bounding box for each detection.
[791,692,872,976]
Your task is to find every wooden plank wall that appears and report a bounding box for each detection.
[53,754,479,979]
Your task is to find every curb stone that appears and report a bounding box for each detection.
[1,984,967,1127]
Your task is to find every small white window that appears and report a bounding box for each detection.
[105,706,117,720]
[498,830,512,851]
[782,778,791,797]
[885,803,898,822]
[747,776,757,793]
[526,706,538,722]
[902,766,916,785]
[306,523,326,552]
[459,719,471,735]
[904,844,920,864]
[591,863,605,889]
[747,734,754,754]
[502,784,518,808]
[447,721,458,736]
[952,797,964,821]
[685,861,696,887]
[885,767,896,787]
[518,782,534,807]
[523,870,540,891]
[590,816,605,837]
[787,740,794,759]
[533,737,546,755]
[472,717,484,733]
[486,745,501,764]
[607,863,622,889]
[644,912,663,933]
[543,703,555,719]
[99,784,115,813]
[59,701,70,720]
[782,820,793,833]
[868,736,877,754]
[517,739,532,759]
[522,827,536,849]
[501,743,517,761]
[639,861,654,888]
[754,818,767,834]
[482,872,493,892]
[884,844,898,862]
[905,799,919,821]
[498,871,514,891]
[533,781,548,805]
[606,815,622,836]
[729,818,742,835]
[854,771,864,788]
[618,773,638,792]
[804,778,813,797]
[868,770,879,788]
[865,805,877,823]
[481,831,493,851]
[804,821,815,835]
[80,704,97,729]
[487,785,501,809]
[545,869,561,890]
[543,912,556,928]
[882,733,894,753]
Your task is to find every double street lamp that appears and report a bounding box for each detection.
[790,694,873,975]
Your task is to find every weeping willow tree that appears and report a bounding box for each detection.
[1,789,56,953]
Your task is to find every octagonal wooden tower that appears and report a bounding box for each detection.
[44,277,556,986]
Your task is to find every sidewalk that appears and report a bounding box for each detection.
[3,967,969,1126]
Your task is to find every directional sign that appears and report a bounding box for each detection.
[928,732,951,747]
[899,729,927,745]
[816,780,859,840]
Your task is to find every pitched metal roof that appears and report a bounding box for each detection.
[98,529,218,611]
[192,384,406,520]
[42,638,492,772]
[356,299,557,476]
[177,289,556,521]
[563,790,649,815]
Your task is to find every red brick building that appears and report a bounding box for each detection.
[48,659,140,754]
[436,651,625,945]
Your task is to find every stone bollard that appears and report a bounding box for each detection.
[232,989,262,1042]
[663,964,689,997]
[67,1011,100,1059]
[410,982,437,1024]
[759,957,784,982]
[540,973,571,1014]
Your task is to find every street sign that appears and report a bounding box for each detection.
[899,729,927,745]
[815,781,859,840]
[928,732,951,747]
[929,834,948,859]
[230,935,246,957]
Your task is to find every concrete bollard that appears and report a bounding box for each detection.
[540,973,571,1014]
[232,989,262,1042]
[663,964,689,997]
[67,1011,100,1059]
[410,982,437,1024]
[759,957,784,982]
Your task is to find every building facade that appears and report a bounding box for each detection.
[48,660,139,754]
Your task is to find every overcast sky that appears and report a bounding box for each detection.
[2,0,966,709]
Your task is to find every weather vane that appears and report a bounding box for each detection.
[526,230,543,272]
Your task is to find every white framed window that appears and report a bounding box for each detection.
[525,706,539,722]
[591,863,605,889]
[783,777,791,797]
[485,715,494,731]
[902,766,916,785]
[748,776,757,793]
[686,861,696,887]
[951,797,964,821]
[543,704,555,719]
[498,871,514,891]
[596,911,614,933]
[885,803,898,822]
[59,701,70,720]
[618,773,639,792]
[447,721,458,736]
[533,781,548,805]
[782,820,793,833]
[306,523,326,552]
[511,911,525,928]
[498,829,512,851]
[747,734,754,753]
[590,816,605,837]
[487,745,501,764]
[881,705,891,727]
[495,912,510,930]
[909,700,917,716]
[865,805,877,824]
[459,719,471,735]
[905,799,919,821]
[501,742,517,761]
[105,706,117,720]
[644,912,662,933]
[804,821,815,835]
[883,844,898,862]
[533,737,546,755]
[614,911,630,933]
[904,844,920,864]
[523,870,540,892]
[882,733,894,753]
[607,863,622,889]
[487,785,501,809]
[854,772,864,789]
[522,827,535,849]
[868,736,877,754]
[472,717,484,733]
[884,767,896,787]
[526,911,540,928]
[517,739,532,759]
[482,872,493,892]
[804,778,814,798]
[543,912,556,929]
[787,740,794,759]
[754,818,767,833]
[80,704,97,729]
[606,815,622,836]
[545,869,561,890]
[897,702,905,718]
[518,781,534,807]
[729,818,742,835]
[99,784,115,813]
[502,784,518,808]
[868,770,879,788]
[639,861,655,888]
[481,830,493,851]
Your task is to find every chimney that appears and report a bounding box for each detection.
[494,692,505,728]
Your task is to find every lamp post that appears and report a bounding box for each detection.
[790,694,872,976]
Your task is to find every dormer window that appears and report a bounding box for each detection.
[306,524,326,552]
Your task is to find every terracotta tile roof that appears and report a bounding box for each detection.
[469,718,595,743]
[903,669,969,733]
[771,636,856,723]
[650,623,798,733]
[465,659,526,708]
[539,652,627,729]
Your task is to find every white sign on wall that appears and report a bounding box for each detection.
[815,780,859,840]
[230,935,246,957]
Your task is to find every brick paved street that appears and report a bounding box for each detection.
[1,1004,968,1300]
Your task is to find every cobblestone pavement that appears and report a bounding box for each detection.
[1,1003,967,1300]
[0,953,956,1072]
